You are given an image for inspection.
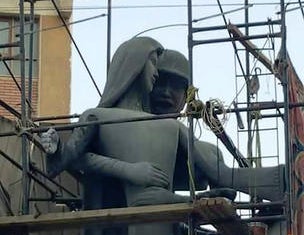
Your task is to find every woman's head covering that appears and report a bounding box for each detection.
[99,37,164,108]
[157,49,190,86]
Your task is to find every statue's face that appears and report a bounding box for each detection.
[150,72,188,114]
[141,51,159,94]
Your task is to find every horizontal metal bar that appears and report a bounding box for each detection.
[33,113,80,122]
[1,101,303,138]
[29,197,82,203]
[0,54,21,61]
[0,41,19,49]
[0,55,37,61]
[237,47,274,51]
[247,155,279,159]
[235,201,284,210]
[242,215,286,223]
[260,113,283,119]
[193,32,281,46]
[0,113,184,138]
[192,19,281,33]
[238,127,279,132]
[219,101,304,115]
[235,72,274,77]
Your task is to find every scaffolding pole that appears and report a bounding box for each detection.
[187,2,196,235]
[19,0,30,216]
[280,1,292,234]
[28,0,35,120]
[106,0,112,73]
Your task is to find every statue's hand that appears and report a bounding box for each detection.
[40,128,59,154]
[125,162,169,188]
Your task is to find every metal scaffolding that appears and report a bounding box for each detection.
[185,0,296,234]
[0,1,303,235]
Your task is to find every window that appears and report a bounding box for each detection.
[0,17,39,78]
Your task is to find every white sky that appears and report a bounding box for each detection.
[70,0,304,167]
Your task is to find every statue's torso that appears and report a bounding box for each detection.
[85,108,180,184]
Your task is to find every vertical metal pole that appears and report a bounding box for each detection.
[280,1,292,234]
[244,0,253,165]
[19,0,30,215]
[106,0,112,74]
[244,0,256,217]
[28,0,35,119]
[187,0,195,202]
[187,1,195,235]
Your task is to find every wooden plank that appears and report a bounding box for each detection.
[227,23,275,75]
[0,198,250,234]
[0,203,194,233]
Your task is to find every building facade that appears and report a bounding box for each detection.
[0,0,72,120]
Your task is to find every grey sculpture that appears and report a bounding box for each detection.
[41,40,284,235]
[42,38,187,235]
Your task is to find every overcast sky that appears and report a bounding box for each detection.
[70,0,304,166]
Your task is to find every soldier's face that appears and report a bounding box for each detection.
[150,71,187,114]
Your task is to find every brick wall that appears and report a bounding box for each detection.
[0,77,38,120]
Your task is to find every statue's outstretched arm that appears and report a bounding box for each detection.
[178,123,284,201]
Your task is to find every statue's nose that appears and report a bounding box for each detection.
[160,86,171,98]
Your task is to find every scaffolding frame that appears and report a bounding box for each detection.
[0,1,303,235]
[185,0,293,234]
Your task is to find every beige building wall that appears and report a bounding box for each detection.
[0,0,73,119]
[38,15,71,117]
[0,3,80,234]
[1,0,72,16]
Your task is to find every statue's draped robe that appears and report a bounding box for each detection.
[88,108,182,235]
[87,108,179,206]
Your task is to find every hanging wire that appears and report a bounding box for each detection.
[194,118,203,139]
[133,24,187,37]
[216,0,249,86]
[31,13,107,35]
[0,14,107,35]
[134,5,251,37]
[1,2,303,11]
[201,99,227,134]
[50,0,102,97]
[298,0,304,21]
[193,4,253,22]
